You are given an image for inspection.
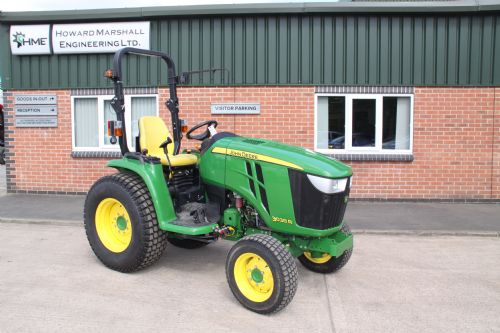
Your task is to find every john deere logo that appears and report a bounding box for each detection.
[12,31,48,48]
[12,32,25,48]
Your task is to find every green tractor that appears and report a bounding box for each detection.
[84,48,353,314]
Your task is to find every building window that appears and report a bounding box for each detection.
[315,94,413,153]
[72,95,158,151]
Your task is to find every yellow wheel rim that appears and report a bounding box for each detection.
[233,252,274,303]
[304,252,332,264]
[95,198,132,253]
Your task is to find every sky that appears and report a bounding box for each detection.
[0,0,329,12]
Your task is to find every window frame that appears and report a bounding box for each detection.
[71,94,159,152]
[314,93,414,155]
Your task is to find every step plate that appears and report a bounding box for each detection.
[171,202,220,227]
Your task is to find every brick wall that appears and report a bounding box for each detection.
[173,86,314,149]
[2,86,499,200]
[494,88,500,199]
[349,88,499,200]
[2,90,114,194]
[2,86,314,194]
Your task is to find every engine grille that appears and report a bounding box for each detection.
[288,170,350,230]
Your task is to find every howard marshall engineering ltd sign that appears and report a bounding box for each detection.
[52,22,150,54]
[10,22,150,55]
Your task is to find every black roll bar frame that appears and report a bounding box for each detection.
[108,47,182,156]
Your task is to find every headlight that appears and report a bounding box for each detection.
[306,174,348,194]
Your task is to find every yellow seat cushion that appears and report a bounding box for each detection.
[138,116,197,167]
[157,154,198,167]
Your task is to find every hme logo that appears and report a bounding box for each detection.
[12,31,48,48]
[10,25,51,55]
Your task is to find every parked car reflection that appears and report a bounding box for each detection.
[329,133,374,149]
[382,137,410,150]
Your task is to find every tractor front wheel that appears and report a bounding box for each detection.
[84,172,168,272]
[226,234,298,314]
[298,224,353,274]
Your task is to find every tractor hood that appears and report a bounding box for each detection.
[216,136,352,179]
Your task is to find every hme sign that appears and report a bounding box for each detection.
[10,25,51,55]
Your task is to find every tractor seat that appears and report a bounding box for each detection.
[138,116,198,167]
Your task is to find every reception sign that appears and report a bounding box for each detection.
[15,105,58,116]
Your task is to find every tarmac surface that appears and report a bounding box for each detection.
[0,189,498,235]
[347,201,500,235]
[0,222,499,332]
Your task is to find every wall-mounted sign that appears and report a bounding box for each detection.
[211,103,261,115]
[15,105,58,116]
[10,25,51,55]
[15,94,57,105]
[15,94,58,128]
[52,22,150,54]
[10,22,150,56]
[15,117,58,128]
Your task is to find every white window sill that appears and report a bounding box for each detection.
[71,151,122,158]
[319,151,414,162]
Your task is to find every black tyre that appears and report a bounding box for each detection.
[84,172,168,272]
[298,224,353,274]
[167,237,209,249]
[0,148,5,165]
[226,234,298,314]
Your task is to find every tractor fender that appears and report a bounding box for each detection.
[107,158,177,228]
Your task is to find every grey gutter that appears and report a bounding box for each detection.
[1,1,500,23]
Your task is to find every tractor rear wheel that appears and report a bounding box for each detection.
[298,223,353,274]
[167,237,209,249]
[226,234,298,314]
[84,172,167,272]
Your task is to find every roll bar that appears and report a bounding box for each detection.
[107,47,182,156]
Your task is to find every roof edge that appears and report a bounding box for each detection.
[1,1,500,22]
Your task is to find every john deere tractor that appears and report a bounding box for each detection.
[84,48,353,314]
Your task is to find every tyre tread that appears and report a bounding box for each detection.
[84,172,167,272]
[228,234,298,314]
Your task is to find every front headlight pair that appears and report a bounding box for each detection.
[306,174,351,194]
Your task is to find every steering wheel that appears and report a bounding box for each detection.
[186,120,218,141]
